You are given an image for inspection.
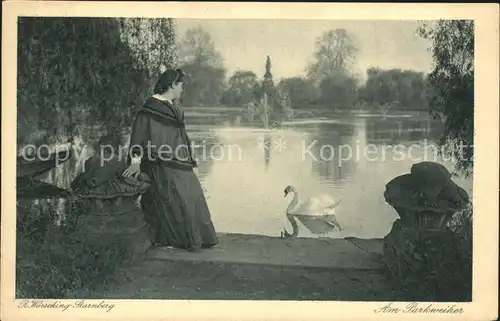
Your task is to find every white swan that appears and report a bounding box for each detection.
[281,185,342,238]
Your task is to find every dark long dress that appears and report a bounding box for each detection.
[128,96,218,250]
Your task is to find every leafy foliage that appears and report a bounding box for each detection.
[396,226,472,301]
[319,73,359,110]
[418,20,474,177]
[181,63,226,106]
[221,70,261,107]
[277,77,319,109]
[17,17,177,147]
[358,68,429,111]
[119,18,178,78]
[118,18,178,118]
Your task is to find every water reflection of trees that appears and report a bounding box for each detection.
[364,118,443,145]
[306,124,357,185]
[302,118,445,186]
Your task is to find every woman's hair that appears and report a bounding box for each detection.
[153,68,184,95]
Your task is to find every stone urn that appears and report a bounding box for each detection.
[70,155,152,262]
[382,161,470,286]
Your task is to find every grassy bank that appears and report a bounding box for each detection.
[16,199,130,299]
[16,232,128,298]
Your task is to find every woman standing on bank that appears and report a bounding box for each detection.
[122,68,218,252]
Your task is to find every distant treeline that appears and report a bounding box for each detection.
[215,67,429,111]
[175,26,430,112]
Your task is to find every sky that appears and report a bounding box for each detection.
[175,19,434,82]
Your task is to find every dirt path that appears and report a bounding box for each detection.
[87,233,402,300]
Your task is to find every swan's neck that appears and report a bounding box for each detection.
[286,191,299,214]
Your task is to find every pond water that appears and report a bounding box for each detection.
[187,116,473,239]
[38,112,473,240]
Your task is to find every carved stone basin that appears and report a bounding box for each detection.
[383,162,469,229]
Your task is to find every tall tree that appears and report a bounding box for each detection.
[178,25,224,68]
[307,28,359,86]
[418,20,474,177]
[177,26,226,106]
[119,18,178,126]
[221,70,260,107]
[17,17,178,148]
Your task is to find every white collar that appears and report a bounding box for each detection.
[153,94,172,105]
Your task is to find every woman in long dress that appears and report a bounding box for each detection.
[122,68,218,252]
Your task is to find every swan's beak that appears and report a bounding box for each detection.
[284,191,288,197]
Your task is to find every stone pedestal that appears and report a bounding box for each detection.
[382,162,470,297]
[70,156,152,263]
[72,197,152,261]
[383,219,469,297]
